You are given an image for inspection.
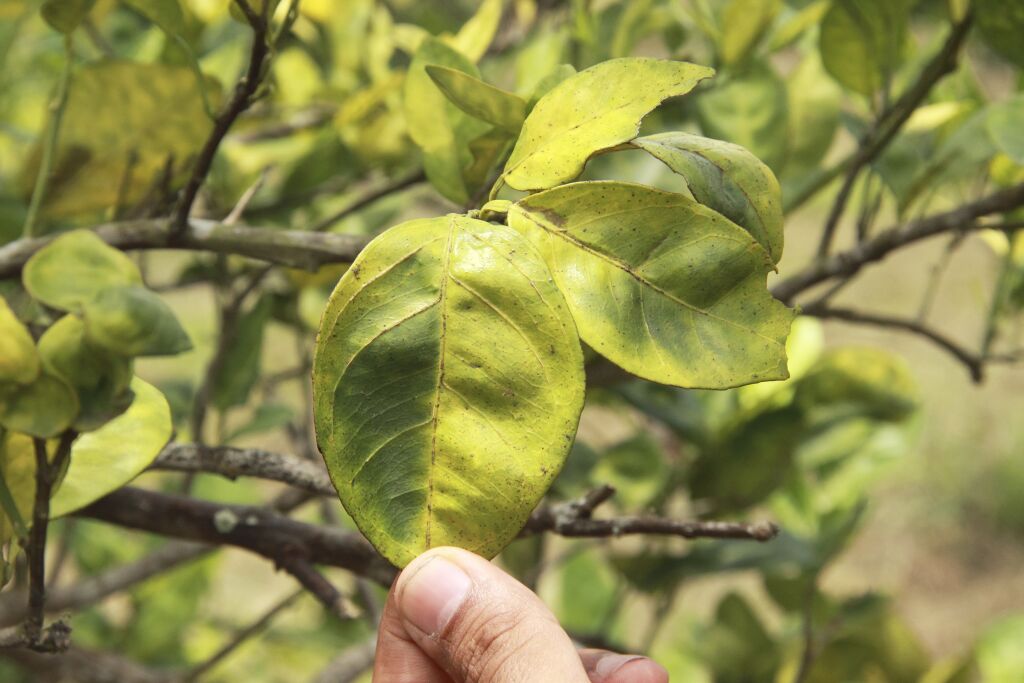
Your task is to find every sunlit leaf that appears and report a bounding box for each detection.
[0,295,39,385]
[313,215,584,567]
[38,314,134,431]
[0,430,35,546]
[696,62,787,171]
[448,0,503,62]
[23,229,142,311]
[501,58,714,191]
[508,181,793,388]
[634,132,784,263]
[818,0,909,96]
[82,286,192,357]
[426,66,527,133]
[51,378,172,516]
[718,0,780,65]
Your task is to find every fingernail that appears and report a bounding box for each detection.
[594,653,646,678]
[399,555,472,635]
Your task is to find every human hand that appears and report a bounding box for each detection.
[373,546,669,682]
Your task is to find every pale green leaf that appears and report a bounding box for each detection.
[719,0,780,65]
[0,430,35,546]
[0,295,39,385]
[426,66,527,133]
[404,38,488,204]
[38,315,134,431]
[514,23,569,95]
[0,372,78,438]
[696,62,787,171]
[313,215,584,567]
[23,229,142,311]
[768,0,829,51]
[819,0,909,96]
[796,347,917,421]
[51,378,171,517]
[501,58,714,191]
[986,95,1024,165]
[23,62,218,219]
[783,51,841,177]
[41,0,95,33]
[508,181,793,388]
[448,0,503,62]
[82,286,192,357]
[633,132,784,263]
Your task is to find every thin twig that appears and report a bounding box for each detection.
[309,171,426,233]
[171,0,269,236]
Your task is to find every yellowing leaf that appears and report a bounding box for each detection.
[502,58,714,191]
[0,430,35,545]
[819,0,909,96]
[0,296,39,385]
[404,38,489,204]
[51,378,171,517]
[23,229,142,311]
[0,372,78,438]
[426,65,527,133]
[313,215,584,567]
[634,132,784,263]
[82,286,192,357]
[719,0,780,65]
[23,61,218,219]
[448,0,503,62]
[38,315,134,431]
[508,181,793,388]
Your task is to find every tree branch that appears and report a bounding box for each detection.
[814,14,973,256]
[772,185,1024,303]
[171,1,270,236]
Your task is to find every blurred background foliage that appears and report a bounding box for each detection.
[2,0,1024,681]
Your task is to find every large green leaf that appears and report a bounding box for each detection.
[500,58,714,191]
[426,66,527,133]
[633,132,784,263]
[38,315,134,431]
[51,378,171,517]
[22,61,217,219]
[0,295,39,385]
[313,215,584,567]
[696,62,787,171]
[818,0,908,96]
[404,38,489,204]
[23,229,142,311]
[507,181,793,389]
[82,286,192,357]
[0,372,78,438]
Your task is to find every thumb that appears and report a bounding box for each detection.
[384,546,590,683]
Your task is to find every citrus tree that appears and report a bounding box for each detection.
[0,0,1023,680]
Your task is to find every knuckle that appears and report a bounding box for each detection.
[445,606,554,683]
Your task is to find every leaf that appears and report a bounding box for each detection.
[976,614,1024,681]
[38,315,134,431]
[313,215,584,567]
[41,0,96,33]
[555,550,619,633]
[82,286,192,357]
[699,593,779,683]
[796,347,917,422]
[975,0,1024,66]
[0,430,35,546]
[633,132,784,263]
[22,61,218,219]
[122,0,184,35]
[211,297,271,410]
[0,372,78,438]
[501,58,714,191]
[404,38,489,204]
[818,0,909,96]
[719,0,780,65]
[783,50,841,178]
[507,181,793,389]
[426,66,527,133]
[448,0,503,62]
[23,229,142,311]
[526,63,576,109]
[51,379,172,517]
[986,95,1024,166]
[768,0,830,51]
[591,433,667,508]
[0,295,39,385]
[696,62,788,171]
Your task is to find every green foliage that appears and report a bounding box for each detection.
[818,0,908,96]
[0,296,39,385]
[23,230,142,311]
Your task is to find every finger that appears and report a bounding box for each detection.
[579,648,670,683]
[373,577,453,683]
[392,546,591,683]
